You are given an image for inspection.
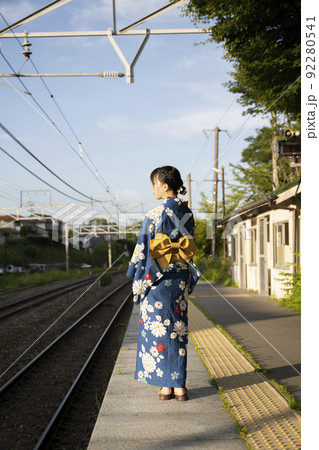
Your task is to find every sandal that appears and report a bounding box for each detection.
[174,388,188,401]
[158,387,173,400]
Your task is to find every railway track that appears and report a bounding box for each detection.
[0,276,96,321]
[0,279,133,449]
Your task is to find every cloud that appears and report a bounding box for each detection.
[97,114,135,132]
[68,0,171,29]
[95,98,255,144]
[0,0,35,24]
[146,104,251,141]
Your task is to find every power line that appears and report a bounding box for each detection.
[216,94,239,127]
[0,12,122,201]
[0,49,115,197]
[0,179,22,196]
[0,49,122,203]
[0,62,129,221]
[0,146,92,203]
[0,176,25,192]
[0,122,95,202]
[0,14,130,221]
[0,189,19,203]
[189,95,239,176]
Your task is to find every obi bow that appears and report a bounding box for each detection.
[150,233,196,268]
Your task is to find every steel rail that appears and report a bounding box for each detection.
[34,289,132,450]
[0,269,125,320]
[0,276,95,321]
[0,279,131,396]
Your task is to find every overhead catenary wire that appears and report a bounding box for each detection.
[0,54,129,225]
[0,122,96,202]
[0,65,123,220]
[0,146,93,203]
[189,94,240,177]
[0,12,122,201]
[0,190,19,204]
[0,176,26,205]
[0,50,117,200]
[0,180,22,197]
[0,188,18,202]
[193,75,301,196]
[189,95,242,208]
[0,13,136,223]
[0,175,25,191]
[0,56,111,199]
[0,52,130,222]
[0,69,124,214]
[216,94,239,128]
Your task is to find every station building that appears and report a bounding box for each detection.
[219,179,301,299]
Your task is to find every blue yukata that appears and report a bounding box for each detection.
[126,196,200,388]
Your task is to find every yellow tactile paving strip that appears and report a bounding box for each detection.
[188,300,301,449]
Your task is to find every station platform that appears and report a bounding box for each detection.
[88,282,301,449]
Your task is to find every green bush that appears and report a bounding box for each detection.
[6,237,17,245]
[92,242,109,267]
[278,258,301,312]
[24,245,40,258]
[194,256,235,286]
[99,272,112,286]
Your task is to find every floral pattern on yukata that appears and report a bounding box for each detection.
[126,197,200,388]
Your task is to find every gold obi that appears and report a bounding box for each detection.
[149,233,196,268]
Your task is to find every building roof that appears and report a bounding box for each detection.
[0,227,19,234]
[0,215,16,222]
[271,177,301,195]
[219,178,301,226]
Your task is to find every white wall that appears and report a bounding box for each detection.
[231,208,295,298]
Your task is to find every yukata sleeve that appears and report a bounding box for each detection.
[187,210,201,293]
[126,215,163,305]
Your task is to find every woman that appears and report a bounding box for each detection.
[126,166,200,401]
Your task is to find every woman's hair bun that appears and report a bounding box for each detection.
[177,185,187,196]
[150,166,187,196]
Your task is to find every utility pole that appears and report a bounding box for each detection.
[203,127,230,258]
[212,127,219,257]
[65,222,69,271]
[186,173,192,209]
[221,166,225,218]
[107,222,112,267]
[221,166,226,267]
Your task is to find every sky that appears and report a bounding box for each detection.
[0,0,276,221]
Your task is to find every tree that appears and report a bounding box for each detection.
[20,225,28,238]
[195,192,224,258]
[182,0,301,119]
[92,241,109,267]
[225,125,299,209]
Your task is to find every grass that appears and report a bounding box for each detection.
[0,267,108,292]
[190,297,300,412]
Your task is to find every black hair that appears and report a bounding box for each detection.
[150,166,187,196]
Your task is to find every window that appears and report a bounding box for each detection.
[231,234,238,264]
[250,228,257,264]
[274,221,289,267]
[284,222,289,245]
[265,215,270,242]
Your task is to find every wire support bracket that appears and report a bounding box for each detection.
[107,27,150,83]
[0,71,125,78]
